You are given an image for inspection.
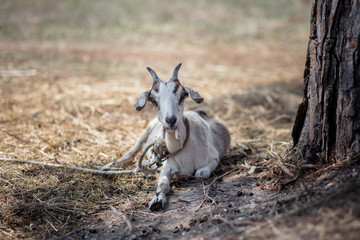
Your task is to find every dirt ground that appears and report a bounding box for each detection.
[1,1,360,239]
[80,161,360,240]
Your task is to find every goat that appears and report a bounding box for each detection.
[102,63,231,210]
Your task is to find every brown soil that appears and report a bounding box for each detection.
[78,162,360,240]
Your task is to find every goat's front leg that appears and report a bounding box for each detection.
[101,124,153,171]
[149,162,176,211]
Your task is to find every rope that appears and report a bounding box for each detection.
[0,158,134,175]
[136,116,190,169]
[0,117,191,175]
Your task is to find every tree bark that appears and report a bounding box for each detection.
[292,0,360,163]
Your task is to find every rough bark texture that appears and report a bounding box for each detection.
[292,0,360,163]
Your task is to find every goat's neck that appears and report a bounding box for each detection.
[164,118,186,153]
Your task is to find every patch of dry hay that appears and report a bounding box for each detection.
[0,40,305,239]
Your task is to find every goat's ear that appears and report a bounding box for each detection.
[183,86,204,104]
[134,90,150,111]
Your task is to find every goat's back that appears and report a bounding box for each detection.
[209,120,231,158]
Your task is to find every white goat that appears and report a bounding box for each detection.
[102,64,231,210]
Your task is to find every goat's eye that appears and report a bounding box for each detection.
[148,97,158,107]
[179,92,188,104]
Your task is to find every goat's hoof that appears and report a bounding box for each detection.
[195,168,211,178]
[149,193,167,211]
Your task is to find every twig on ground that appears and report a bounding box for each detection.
[277,162,319,191]
[45,218,58,232]
[276,154,295,177]
[198,196,207,209]
[202,182,217,204]
[197,169,238,209]
[110,206,133,232]
[276,160,295,178]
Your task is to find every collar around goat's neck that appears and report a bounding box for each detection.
[162,116,190,156]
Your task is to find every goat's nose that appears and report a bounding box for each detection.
[165,116,177,127]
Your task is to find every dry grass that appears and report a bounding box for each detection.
[3,1,357,239]
[0,41,300,236]
[0,40,305,238]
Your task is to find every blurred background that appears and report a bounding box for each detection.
[1,0,309,43]
[0,0,311,161]
[0,0,312,238]
[0,0,312,164]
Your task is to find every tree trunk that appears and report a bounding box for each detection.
[292,0,360,163]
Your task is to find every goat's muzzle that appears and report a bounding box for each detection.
[165,115,177,130]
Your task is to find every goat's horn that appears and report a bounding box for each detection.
[147,67,160,81]
[171,63,182,79]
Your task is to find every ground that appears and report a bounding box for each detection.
[1,1,360,239]
[83,162,360,240]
